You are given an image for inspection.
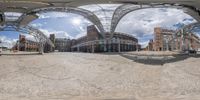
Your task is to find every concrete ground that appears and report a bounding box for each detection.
[0,52,200,100]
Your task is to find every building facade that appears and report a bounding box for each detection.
[13,34,39,52]
[55,38,72,52]
[71,25,140,53]
[146,27,200,51]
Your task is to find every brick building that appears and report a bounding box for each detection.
[13,34,39,52]
[146,27,200,51]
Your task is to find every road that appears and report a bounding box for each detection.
[0,52,200,100]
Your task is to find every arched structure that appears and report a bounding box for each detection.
[0,7,105,37]
[170,22,200,51]
[182,22,200,32]
[79,4,121,32]
[0,0,200,53]
[110,4,200,33]
[0,25,55,54]
[17,7,105,36]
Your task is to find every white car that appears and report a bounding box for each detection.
[197,48,200,52]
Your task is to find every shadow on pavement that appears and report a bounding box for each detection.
[120,53,200,65]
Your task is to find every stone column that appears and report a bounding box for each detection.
[118,38,120,52]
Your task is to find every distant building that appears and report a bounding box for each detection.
[44,34,55,53]
[146,27,200,51]
[145,39,154,51]
[176,31,200,51]
[42,25,140,53]
[153,27,175,51]
[55,38,71,52]
[13,34,39,52]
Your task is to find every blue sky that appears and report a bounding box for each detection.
[0,4,199,48]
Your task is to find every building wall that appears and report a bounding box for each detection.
[154,27,164,51]
[17,34,39,52]
[87,25,100,41]
[55,38,71,52]
[71,25,139,52]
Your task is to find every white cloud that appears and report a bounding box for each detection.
[37,12,69,19]
[38,28,86,39]
[30,12,91,40]
[31,23,43,27]
[115,8,196,47]
[0,36,17,49]
[140,41,149,48]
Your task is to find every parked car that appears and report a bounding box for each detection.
[183,49,197,54]
[189,49,197,54]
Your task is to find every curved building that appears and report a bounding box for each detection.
[71,25,140,53]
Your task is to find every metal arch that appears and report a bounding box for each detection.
[181,22,200,33]
[17,7,105,37]
[94,4,111,32]
[19,25,55,52]
[0,25,55,54]
[110,4,200,33]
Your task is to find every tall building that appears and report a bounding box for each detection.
[153,27,175,51]
[87,25,101,41]
[154,27,164,51]
[71,25,140,53]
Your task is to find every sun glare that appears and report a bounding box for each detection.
[72,18,81,25]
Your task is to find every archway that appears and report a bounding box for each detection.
[16,7,105,37]
[111,4,200,33]
[115,7,197,51]
[0,25,54,54]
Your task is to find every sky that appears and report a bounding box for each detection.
[115,7,197,47]
[0,4,199,48]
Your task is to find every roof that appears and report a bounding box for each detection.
[0,0,200,31]
[0,0,199,12]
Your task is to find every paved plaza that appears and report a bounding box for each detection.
[0,52,200,100]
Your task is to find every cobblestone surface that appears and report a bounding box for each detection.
[0,52,200,100]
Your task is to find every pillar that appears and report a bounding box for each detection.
[136,43,139,51]
[118,38,120,52]
[104,40,107,52]
[180,35,183,51]
[92,43,94,53]
[39,43,44,54]
[77,46,80,52]
[166,40,169,51]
